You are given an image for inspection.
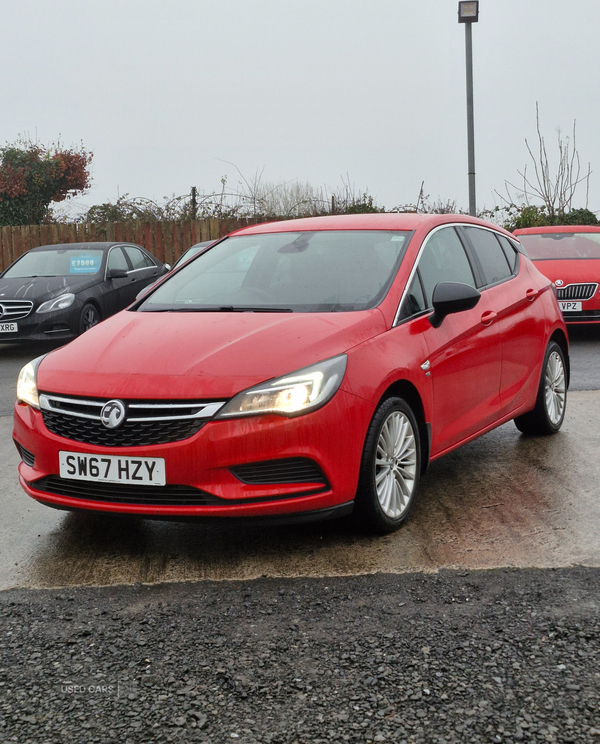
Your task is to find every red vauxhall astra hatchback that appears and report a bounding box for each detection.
[14,214,569,533]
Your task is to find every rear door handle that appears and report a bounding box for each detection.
[481,310,497,326]
[526,288,538,301]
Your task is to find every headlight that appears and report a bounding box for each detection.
[36,293,75,314]
[16,355,46,409]
[216,355,348,419]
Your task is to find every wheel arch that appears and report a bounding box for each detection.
[550,328,570,387]
[78,299,103,335]
[379,379,430,474]
[81,298,102,319]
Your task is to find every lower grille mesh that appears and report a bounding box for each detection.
[230,458,328,485]
[28,475,323,507]
[15,443,35,467]
[557,309,600,321]
[29,476,220,506]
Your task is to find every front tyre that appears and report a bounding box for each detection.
[514,340,567,435]
[79,303,101,335]
[355,397,421,534]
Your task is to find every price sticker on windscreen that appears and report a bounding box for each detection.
[70,255,101,274]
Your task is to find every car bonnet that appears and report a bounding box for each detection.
[530,258,600,286]
[36,308,387,399]
[0,274,100,302]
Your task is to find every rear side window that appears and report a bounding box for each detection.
[463,227,512,286]
[417,227,476,307]
[497,235,519,273]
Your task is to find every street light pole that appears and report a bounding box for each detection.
[458,1,479,217]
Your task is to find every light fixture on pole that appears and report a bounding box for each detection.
[458,1,479,216]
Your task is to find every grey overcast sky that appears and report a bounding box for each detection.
[2,0,600,215]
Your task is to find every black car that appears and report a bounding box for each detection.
[172,240,215,269]
[135,240,215,300]
[0,242,168,342]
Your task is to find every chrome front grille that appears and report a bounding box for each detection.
[556,283,598,300]
[39,394,225,447]
[0,300,34,320]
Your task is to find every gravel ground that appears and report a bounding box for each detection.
[1,567,599,743]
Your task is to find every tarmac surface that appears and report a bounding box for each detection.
[1,331,600,590]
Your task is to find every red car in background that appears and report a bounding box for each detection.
[514,225,600,324]
[14,214,568,534]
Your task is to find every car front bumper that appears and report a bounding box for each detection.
[560,308,600,324]
[14,390,373,520]
[0,304,80,342]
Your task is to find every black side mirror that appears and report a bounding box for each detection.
[108,268,128,279]
[429,282,481,328]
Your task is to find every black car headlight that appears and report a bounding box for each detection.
[215,355,347,419]
[36,293,75,314]
[16,355,46,409]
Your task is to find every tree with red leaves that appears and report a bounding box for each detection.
[0,137,92,226]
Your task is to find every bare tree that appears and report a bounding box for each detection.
[498,103,591,221]
[396,182,463,215]
[216,163,385,217]
[70,166,383,223]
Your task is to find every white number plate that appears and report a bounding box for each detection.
[0,322,17,333]
[59,451,166,486]
[559,301,582,312]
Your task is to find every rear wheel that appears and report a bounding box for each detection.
[514,340,567,435]
[79,303,100,334]
[354,397,421,534]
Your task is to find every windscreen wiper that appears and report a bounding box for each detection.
[223,306,294,313]
[151,306,293,313]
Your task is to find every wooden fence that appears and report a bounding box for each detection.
[0,217,270,272]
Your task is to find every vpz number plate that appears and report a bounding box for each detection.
[559,301,582,312]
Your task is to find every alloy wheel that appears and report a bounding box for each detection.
[375,411,417,518]
[544,349,566,426]
[82,306,99,331]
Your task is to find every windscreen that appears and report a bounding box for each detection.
[138,230,411,313]
[518,232,600,260]
[4,249,104,278]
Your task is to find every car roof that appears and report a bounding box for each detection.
[188,241,214,249]
[230,212,515,237]
[514,225,600,235]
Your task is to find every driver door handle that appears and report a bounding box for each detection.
[480,310,497,326]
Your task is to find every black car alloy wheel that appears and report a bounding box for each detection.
[79,303,101,334]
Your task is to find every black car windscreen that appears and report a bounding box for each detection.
[4,249,104,278]
[138,231,411,312]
